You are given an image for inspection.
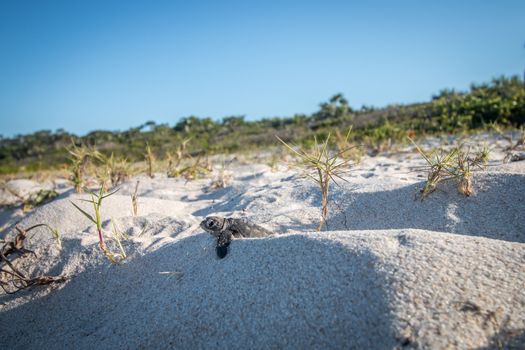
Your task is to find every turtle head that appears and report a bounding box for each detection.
[200,216,226,236]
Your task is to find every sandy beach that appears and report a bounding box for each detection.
[0,135,524,349]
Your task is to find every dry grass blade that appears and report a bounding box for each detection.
[454,150,473,196]
[158,271,184,281]
[109,220,128,261]
[132,181,139,216]
[335,126,363,163]
[145,143,156,178]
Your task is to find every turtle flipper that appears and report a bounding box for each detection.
[216,230,233,259]
[216,245,229,259]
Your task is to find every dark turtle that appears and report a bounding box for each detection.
[200,216,273,258]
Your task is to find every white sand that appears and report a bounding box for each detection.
[1,142,524,349]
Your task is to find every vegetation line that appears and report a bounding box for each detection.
[0,76,523,175]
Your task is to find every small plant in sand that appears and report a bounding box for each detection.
[165,138,210,180]
[410,138,489,198]
[144,143,156,178]
[165,152,177,176]
[131,181,139,216]
[166,137,191,175]
[1,224,64,294]
[183,156,211,180]
[490,124,525,151]
[277,134,355,231]
[168,155,210,180]
[207,161,232,191]
[266,152,281,171]
[67,142,100,193]
[2,185,58,212]
[97,153,131,190]
[71,187,127,263]
[22,189,59,212]
[502,127,525,162]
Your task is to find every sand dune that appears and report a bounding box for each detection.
[1,148,524,349]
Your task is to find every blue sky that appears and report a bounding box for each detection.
[0,0,524,137]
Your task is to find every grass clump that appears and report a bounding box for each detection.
[165,138,211,180]
[410,137,489,198]
[277,133,356,231]
[67,142,99,193]
[97,153,132,190]
[145,143,156,178]
[168,155,211,180]
[502,126,525,162]
[71,187,126,263]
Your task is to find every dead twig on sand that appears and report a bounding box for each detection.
[0,224,65,294]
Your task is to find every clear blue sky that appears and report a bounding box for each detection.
[0,0,524,137]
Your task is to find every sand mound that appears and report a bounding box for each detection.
[1,230,523,349]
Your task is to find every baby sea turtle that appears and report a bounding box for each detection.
[200,216,274,258]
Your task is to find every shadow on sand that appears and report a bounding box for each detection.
[0,233,400,349]
[327,173,525,243]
